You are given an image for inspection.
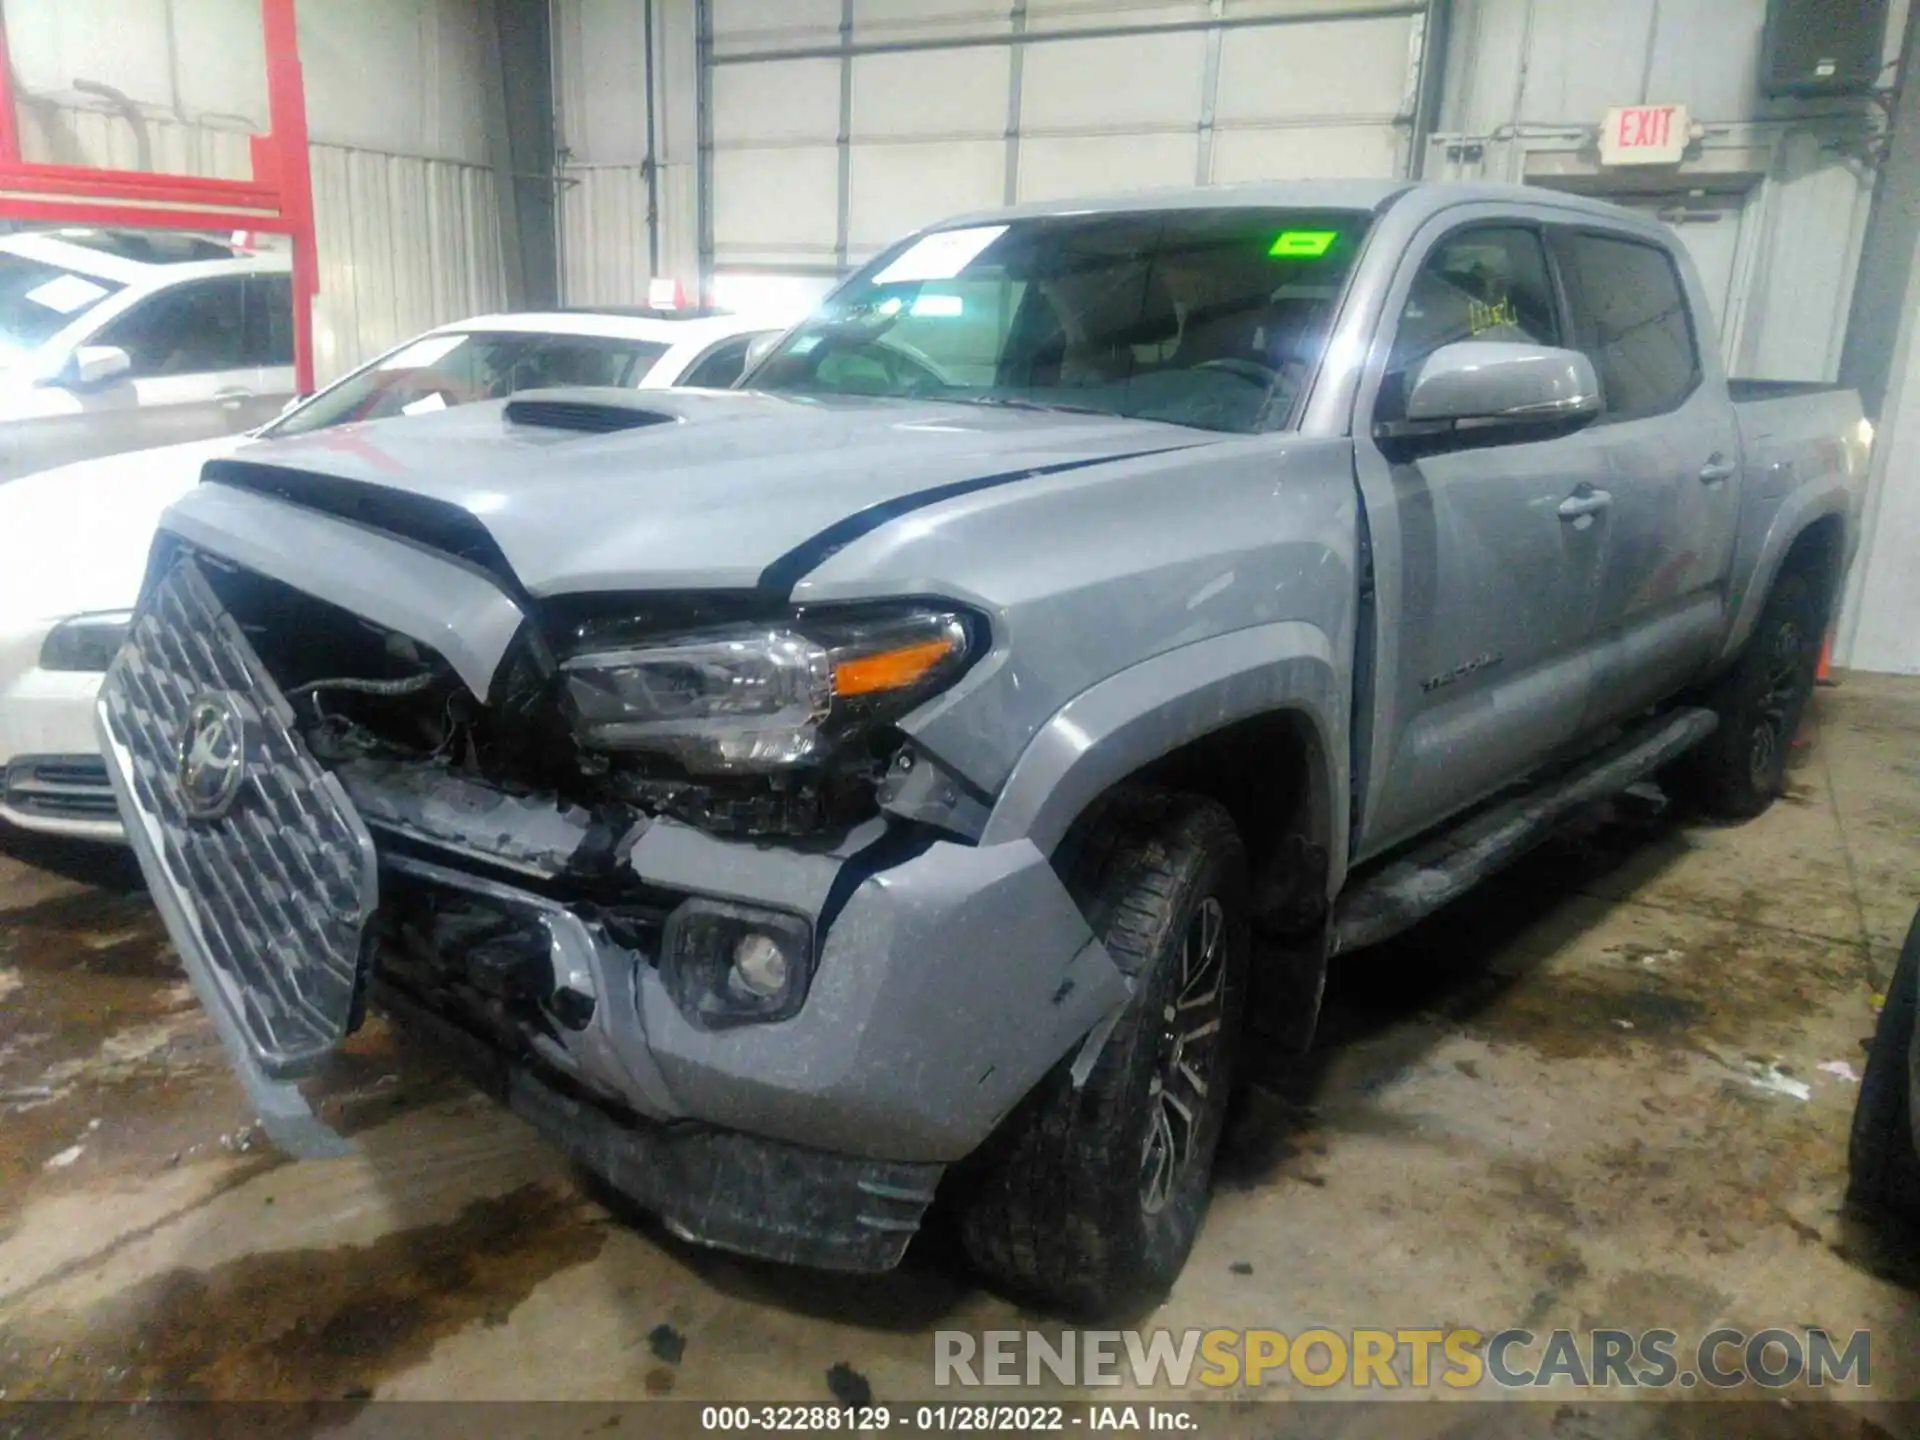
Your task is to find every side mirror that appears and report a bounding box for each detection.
[1387,341,1600,442]
[742,330,783,375]
[67,344,132,388]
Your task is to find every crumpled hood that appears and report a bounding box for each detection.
[0,432,251,625]
[197,389,1216,596]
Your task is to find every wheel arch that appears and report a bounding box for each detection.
[979,622,1348,912]
[1720,494,1851,667]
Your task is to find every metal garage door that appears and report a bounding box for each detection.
[699,0,1432,287]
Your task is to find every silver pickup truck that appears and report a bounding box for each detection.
[98,181,1869,1315]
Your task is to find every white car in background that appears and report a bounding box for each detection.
[0,305,787,840]
[0,228,297,481]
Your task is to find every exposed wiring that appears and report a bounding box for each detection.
[288,670,440,730]
[286,672,440,702]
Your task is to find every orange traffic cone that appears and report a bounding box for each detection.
[1816,633,1837,687]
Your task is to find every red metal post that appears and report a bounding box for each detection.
[261,0,318,394]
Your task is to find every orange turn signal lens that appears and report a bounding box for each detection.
[832,637,957,697]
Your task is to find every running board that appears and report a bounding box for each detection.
[1331,706,1718,955]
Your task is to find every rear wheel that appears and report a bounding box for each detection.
[1676,569,1823,819]
[1848,911,1920,1222]
[957,789,1248,1316]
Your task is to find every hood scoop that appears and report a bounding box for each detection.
[505,389,679,435]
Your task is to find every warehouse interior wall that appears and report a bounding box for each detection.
[1839,2,1920,674]
[552,0,1435,312]
[2,0,510,382]
[696,0,1430,297]
[552,0,702,306]
[1839,206,1920,674]
[483,0,560,309]
[1428,0,1904,387]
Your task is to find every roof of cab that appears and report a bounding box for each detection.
[934,179,1659,232]
[0,229,290,283]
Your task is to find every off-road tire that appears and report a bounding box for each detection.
[1676,569,1824,819]
[1848,911,1920,1222]
[957,789,1248,1316]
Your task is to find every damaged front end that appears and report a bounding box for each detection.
[99,534,1127,1274]
[270,566,989,844]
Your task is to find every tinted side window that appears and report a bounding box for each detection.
[680,335,753,388]
[97,277,248,376]
[1387,225,1561,386]
[1557,232,1698,420]
[245,274,294,366]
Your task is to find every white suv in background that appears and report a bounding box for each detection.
[0,228,296,481]
[0,305,788,840]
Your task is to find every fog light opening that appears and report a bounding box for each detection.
[660,898,815,1030]
[730,931,790,999]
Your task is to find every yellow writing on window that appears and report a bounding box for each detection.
[1467,296,1519,335]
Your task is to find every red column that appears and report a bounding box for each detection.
[262,0,318,394]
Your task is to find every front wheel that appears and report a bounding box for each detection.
[957,789,1248,1316]
[1675,569,1824,819]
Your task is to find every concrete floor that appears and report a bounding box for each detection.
[1,677,1917,1435]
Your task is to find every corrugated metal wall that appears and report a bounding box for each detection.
[306,148,505,380]
[558,166,653,307]
[3,0,508,382]
[14,103,255,178]
[1429,0,1902,386]
[551,0,703,306]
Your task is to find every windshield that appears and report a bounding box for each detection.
[268,329,674,438]
[750,208,1371,434]
[0,252,126,362]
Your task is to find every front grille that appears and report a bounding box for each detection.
[98,554,378,1076]
[3,754,118,821]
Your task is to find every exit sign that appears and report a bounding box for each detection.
[1598,104,1691,166]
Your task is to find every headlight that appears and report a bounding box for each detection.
[561,605,976,773]
[39,612,133,673]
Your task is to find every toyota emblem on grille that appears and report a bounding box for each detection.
[178,693,248,821]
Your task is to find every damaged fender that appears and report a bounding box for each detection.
[978,621,1349,1073]
[978,620,1348,868]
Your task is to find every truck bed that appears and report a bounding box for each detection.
[1727,378,1847,403]
[1730,382,1864,464]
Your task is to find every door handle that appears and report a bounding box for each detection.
[213,387,254,410]
[1557,486,1613,521]
[1698,454,1737,485]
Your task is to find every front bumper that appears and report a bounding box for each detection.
[0,644,122,840]
[98,553,1131,1271]
[377,974,943,1271]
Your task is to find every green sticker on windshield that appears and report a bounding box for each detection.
[1270,230,1339,258]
